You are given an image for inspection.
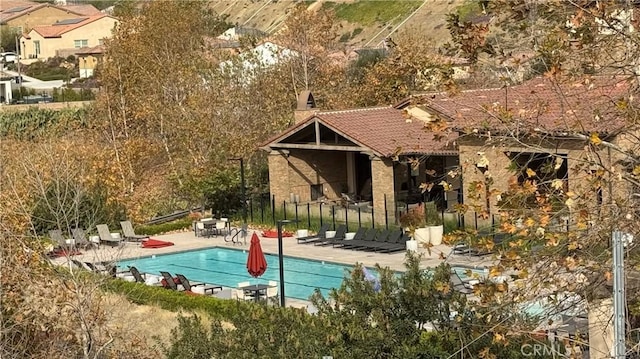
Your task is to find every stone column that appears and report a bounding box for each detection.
[268,150,290,205]
[370,156,396,226]
[346,152,356,194]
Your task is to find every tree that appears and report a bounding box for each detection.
[436,1,640,356]
[0,142,157,358]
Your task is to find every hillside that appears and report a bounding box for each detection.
[212,0,466,48]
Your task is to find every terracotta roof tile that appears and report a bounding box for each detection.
[422,76,634,134]
[31,14,113,38]
[264,107,458,157]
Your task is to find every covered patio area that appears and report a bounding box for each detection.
[261,103,459,225]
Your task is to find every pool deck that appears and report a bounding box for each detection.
[53,228,495,309]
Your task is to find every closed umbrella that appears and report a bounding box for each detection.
[247,233,267,277]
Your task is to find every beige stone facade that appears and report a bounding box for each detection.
[458,136,619,228]
[371,156,396,224]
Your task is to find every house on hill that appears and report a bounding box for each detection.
[0,0,99,37]
[20,14,118,60]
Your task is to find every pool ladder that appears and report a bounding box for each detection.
[225,224,248,245]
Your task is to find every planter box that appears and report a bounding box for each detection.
[326,231,336,238]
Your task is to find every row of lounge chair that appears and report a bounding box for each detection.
[297,224,410,253]
[48,220,149,250]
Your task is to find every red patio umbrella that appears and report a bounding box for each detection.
[247,233,268,277]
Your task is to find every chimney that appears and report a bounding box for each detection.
[294,90,317,124]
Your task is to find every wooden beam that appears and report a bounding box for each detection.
[269,143,370,152]
[315,119,320,145]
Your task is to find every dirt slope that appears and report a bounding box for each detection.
[213,0,465,48]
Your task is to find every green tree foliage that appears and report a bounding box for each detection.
[164,254,554,358]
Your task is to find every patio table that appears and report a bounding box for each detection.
[239,284,271,302]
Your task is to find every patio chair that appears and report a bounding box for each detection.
[120,220,149,242]
[314,225,347,246]
[214,221,227,237]
[337,228,377,249]
[450,270,475,294]
[297,224,329,244]
[236,281,253,300]
[49,229,71,249]
[361,229,402,252]
[266,280,278,302]
[84,261,117,277]
[160,271,184,291]
[378,232,412,253]
[343,229,389,250]
[175,273,222,295]
[328,227,366,247]
[126,266,161,285]
[96,224,123,246]
[72,228,96,249]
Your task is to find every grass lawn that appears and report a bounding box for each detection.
[323,0,423,26]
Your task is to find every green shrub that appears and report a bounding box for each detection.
[103,279,251,317]
[134,218,193,236]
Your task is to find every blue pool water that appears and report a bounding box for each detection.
[118,247,485,300]
[118,247,352,299]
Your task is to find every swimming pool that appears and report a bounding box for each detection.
[118,247,485,300]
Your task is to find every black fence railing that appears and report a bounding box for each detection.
[245,195,510,234]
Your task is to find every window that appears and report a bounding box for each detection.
[98,39,104,46]
[74,39,88,48]
[34,41,40,56]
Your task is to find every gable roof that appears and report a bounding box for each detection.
[262,106,458,157]
[0,1,99,24]
[30,14,115,38]
[417,76,634,135]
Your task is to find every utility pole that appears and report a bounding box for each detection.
[613,230,626,358]
[14,35,22,100]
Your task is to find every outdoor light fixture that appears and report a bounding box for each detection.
[277,219,298,307]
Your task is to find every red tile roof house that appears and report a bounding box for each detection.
[260,91,460,226]
[261,77,635,228]
[416,75,636,228]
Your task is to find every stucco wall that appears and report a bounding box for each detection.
[23,17,117,59]
[5,6,81,32]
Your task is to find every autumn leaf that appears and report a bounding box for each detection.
[633,165,640,177]
[590,132,602,145]
[526,167,536,178]
[551,179,564,190]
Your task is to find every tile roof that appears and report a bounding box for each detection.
[420,76,634,134]
[62,4,100,16]
[31,14,113,38]
[264,107,458,157]
[0,1,98,24]
[75,44,105,55]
